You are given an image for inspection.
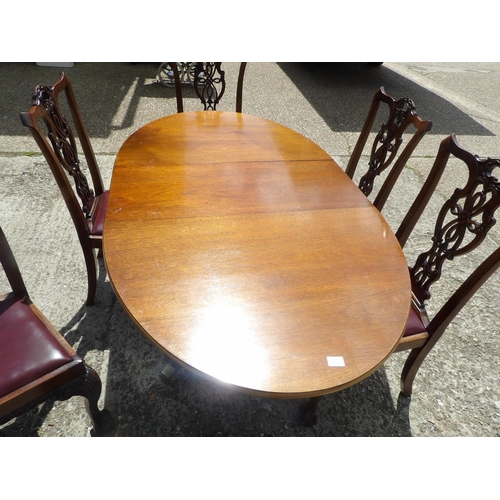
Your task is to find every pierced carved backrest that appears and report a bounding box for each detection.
[358,96,421,195]
[32,83,95,216]
[194,63,226,111]
[390,134,500,337]
[170,62,247,113]
[346,87,432,211]
[409,138,500,308]
[20,72,103,226]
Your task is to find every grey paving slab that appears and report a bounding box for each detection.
[1,62,500,437]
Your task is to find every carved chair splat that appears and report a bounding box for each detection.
[169,62,247,113]
[345,86,433,213]
[20,72,108,306]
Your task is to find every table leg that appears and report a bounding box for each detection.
[299,396,322,426]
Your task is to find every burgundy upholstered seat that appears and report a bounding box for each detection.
[90,190,109,236]
[0,296,76,398]
[403,305,427,337]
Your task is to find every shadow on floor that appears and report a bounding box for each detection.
[278,62,493,136]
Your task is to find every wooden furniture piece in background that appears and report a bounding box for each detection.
[20,72,108,306]
[103,111,411,417]
[0,226,113,436]
[345,86,433,213]
[169,62,247,113]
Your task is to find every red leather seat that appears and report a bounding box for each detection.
[0,296,78,398]
[90,190,109,236]
[403,305,427,337]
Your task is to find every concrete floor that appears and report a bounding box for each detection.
[1,62,500,439]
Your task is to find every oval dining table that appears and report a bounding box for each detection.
[103,111,411,421]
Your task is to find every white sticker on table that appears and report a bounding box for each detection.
[327,356,345,367]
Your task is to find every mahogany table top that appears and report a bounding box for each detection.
[103,111,411,398]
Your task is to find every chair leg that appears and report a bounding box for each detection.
[78,364,115,436]
[400,345,432,396]
[82,246,98,306]
[52,363,115,436]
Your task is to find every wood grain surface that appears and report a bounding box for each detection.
[104,111,411,398]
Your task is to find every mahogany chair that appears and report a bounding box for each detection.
[0,226,114,436]
[345,86,433,212]
[303,135,500,424]
[168,62,247,113]
[393,134,500,394]
[20,72,108,306]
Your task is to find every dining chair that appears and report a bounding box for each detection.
[20,72,108,306]
[0,226,114,436]
[303,134,500,425]
[169,62,247,113]
[393,134,500,394]
[345,86,433,212]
